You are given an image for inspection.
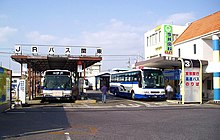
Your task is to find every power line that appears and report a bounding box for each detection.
[0,51,13,54]
[102,54,138,56]
[15,44,100,48]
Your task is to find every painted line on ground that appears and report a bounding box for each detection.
[2,128,65,138]
[64,132,72,140]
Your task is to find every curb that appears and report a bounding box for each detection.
[75,99,97,104]
[166,100,181,104]
[204,100,220,105]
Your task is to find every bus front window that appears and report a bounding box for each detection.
[44,76,72,90]
[143,70,164,88]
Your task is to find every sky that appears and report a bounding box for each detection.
[0,0,219,72]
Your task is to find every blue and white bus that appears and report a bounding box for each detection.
[42,70,73,102]
[110,69,166,100]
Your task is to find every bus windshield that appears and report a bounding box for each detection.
[43,75,72,90]
[142,70,164,88]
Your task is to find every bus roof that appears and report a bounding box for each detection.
[110,68,162,75]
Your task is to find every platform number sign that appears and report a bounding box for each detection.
[184,59,191,68]
[182,59,201,103]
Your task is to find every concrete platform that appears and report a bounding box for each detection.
[166,100,182,104]
[74,99,96,104]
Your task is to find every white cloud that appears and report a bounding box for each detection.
[25,19,146,70]
[26,31,57,43]
[0,26,17,42]
[81,19,145,54]
[157,12,195,25]
[78,19,146,70]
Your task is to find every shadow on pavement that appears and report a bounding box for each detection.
[0,105,71,139]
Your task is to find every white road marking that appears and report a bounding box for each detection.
[128,100,153,107]
[65,132,72,140]
[128,104,141,107]
[6,112,26,114]
[115,104,127,107]
[2,128,65,138]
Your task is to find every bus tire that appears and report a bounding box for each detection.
[131,90,135,100]
[114,89,118,96]
[41,98,45,103]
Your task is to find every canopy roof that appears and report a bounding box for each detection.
[11,55,102,72]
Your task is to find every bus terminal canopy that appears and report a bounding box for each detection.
[135,56,208,69]
[11,55,102,72]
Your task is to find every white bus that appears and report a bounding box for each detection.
[42,70,73,102]
[110,69,166,100]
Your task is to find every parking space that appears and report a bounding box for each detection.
[18,90,184,110]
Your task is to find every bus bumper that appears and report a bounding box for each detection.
[134,94,166,100]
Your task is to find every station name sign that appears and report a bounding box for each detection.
[14,45,73,55]
[14,45,102,56]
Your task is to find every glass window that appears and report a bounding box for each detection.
[159,31,161,42]
[147,37,149,47]
[194,44,196,54]
[178,48,181,57]
[143,70,164,88]
[44,75,72,90]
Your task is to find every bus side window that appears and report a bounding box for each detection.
[43,79,46,88]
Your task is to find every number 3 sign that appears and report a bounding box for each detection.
[184,59,192,68]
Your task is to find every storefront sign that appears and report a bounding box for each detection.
[14,45,22,54]
[164,25,173,55]
[15,46,73,55]
[32,46,38,55]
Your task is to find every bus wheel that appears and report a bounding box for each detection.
[131,90,135,100]
[114,90,118,96]
[41,99,45,103]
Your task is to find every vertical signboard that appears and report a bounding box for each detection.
[182,59,201,103]
[164,25,173,55]
[18,79,26,104]
[0,67,11,111]
[77,61,83,73]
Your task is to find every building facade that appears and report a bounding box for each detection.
[144,24,187,59]
[84,62,102,90]
[140,11,220,101]
[173,11,220,100]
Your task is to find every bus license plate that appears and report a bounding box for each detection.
[153,96,157,98]
[53,91,62,96]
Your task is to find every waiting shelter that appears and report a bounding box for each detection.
[11,44,102,100]
[135,56,208,104]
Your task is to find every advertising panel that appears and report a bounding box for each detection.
[0,67,11,105]
[182,59,201,103]
[164,25,173,55]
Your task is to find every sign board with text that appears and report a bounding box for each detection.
[164,25,173,55]
[182,59,201,103]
